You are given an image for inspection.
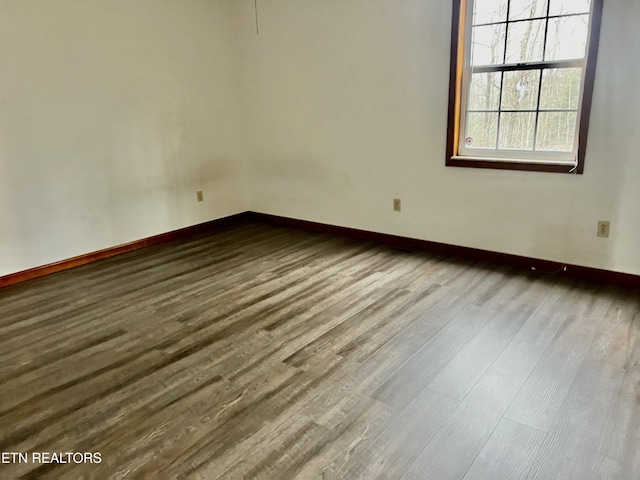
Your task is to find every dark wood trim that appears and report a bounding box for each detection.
[0,212,251,289]
[445,0,465,163]
[251,212,640,288]
[3,209,638,290]
[446,0,604,175]
[576,0,603,175]
[446,158,576,173]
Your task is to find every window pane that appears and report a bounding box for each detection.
[540,68,582,110]
[473,0,508,24]
[468,72,501,110]
[545,15,589,61]
[501,70,540,110]
[466,112,499,148]
[549,0,591,16]
[505,19,545,63]
[499,112,536,149]
[508,0,549,21]
[536,112,578,151]
[471,24,507,65]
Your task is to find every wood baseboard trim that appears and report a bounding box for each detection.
[0,212,251,289]
[249,212,640,288]
[2,210,638,289]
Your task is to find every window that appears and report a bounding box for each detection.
[446,0,603,173]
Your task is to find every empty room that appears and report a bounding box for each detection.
[1,0,639,478]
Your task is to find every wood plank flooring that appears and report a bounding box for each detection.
[0,220,639,479]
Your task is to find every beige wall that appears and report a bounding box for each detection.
[238,0,640,276]
[2,0,639,278]
[0,0,248,276]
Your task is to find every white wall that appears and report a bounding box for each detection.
[2,0,638,278]
[0,0,248,276]
[238,0,640,276]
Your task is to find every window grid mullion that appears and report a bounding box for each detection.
[496,71,506,150]
[495,0,512,150]
[541,0,552,61]
[503,0,511,65]
[473,11,590,28]
[532,81,543,151]
[532,1,552,152]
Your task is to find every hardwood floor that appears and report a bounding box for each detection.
[0,220,638,479]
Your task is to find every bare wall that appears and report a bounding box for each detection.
[0,0,248,276]
[3,0,638,278]
[238,0,640,275]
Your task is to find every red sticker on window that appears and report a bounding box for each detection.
[465,137,473,145]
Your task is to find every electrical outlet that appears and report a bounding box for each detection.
[393,198,401,212]
[196,190,204,202]
[597,220,610,238]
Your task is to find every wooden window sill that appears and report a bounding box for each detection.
[446,157,581,174]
